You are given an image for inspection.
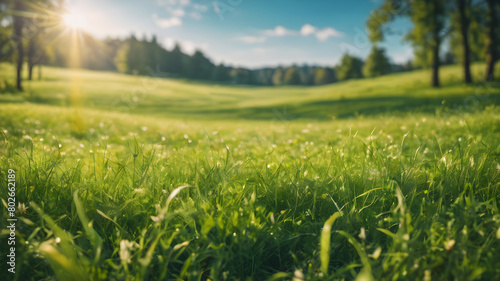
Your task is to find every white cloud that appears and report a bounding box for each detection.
[157,0,190,6]
[153,14,182,28]
[193,4,208,12]
[167,7,185,17]
[263,26,298,37]
[157,0,206,21]
[237,36,267,44]
[236,24,343,45]
[252,48,271,54]
[315,27,343,42]
[190,12,202,20]
[300,24,317,36]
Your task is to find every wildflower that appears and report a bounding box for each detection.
[293,269,304,281]
[17,203,29,215]
[151,214,165,223]
[359,227,366,240]
[371,247,382,259]
[161,136,166,141]
[119,240,138,263]
[424,270,431,281]
[445,240,455,251]
[55,237,61,243]
[141,126,147,131]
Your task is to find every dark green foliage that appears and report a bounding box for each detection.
[212,63,231,82]
[363,46,392,78]
[313,67,336,85]
[272,67,284,85]
[283,67,302,85]
[336,53,364,81]
[186,50,214,80]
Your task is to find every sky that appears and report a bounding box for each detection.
[66,0,414,68]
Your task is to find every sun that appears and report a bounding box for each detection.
[62,12,87,29]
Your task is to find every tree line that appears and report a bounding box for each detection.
[367,0,499,87]
[0,0,498,92]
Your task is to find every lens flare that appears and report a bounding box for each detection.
[62,12,87,29]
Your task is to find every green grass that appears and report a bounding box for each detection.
[1,62,499,120]
[0,63,500,280]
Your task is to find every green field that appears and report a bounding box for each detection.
[1,63,500,280]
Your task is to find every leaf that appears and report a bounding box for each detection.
[165,185,190,213]
[74,190,103,264]
[337,231,372,271]
[377,228,397,239]
[320,212,340,275]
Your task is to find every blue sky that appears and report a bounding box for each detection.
[67,0,414,68]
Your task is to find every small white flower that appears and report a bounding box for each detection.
[359,227,366,240]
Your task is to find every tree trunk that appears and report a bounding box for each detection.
[13,1,25,91]
[432,38,441,87]
[457,0,472,84]
[485,0,498,82]
[28,64,34,81]
[27,38,35,81]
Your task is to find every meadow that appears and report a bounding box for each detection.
[0,63,500,280]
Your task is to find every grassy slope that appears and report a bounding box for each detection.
[1,62,499,120]
[0,64,499,280]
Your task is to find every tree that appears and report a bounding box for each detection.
[283,67,301,85]
[272,67,284,85]
[25,0,61,80]
[313,67,336,85]
[485,0,498,81]
[336,53,363,81]
[0,0,13,62]
[169,43,183,75]
[449,3,486,65]
[187,50,214,80]
[454,0,473,83]
[12,0,25,90]
[407,0,447,87]
[213,63,231,82]
[368,0,448,87]
[362,46,391,78]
